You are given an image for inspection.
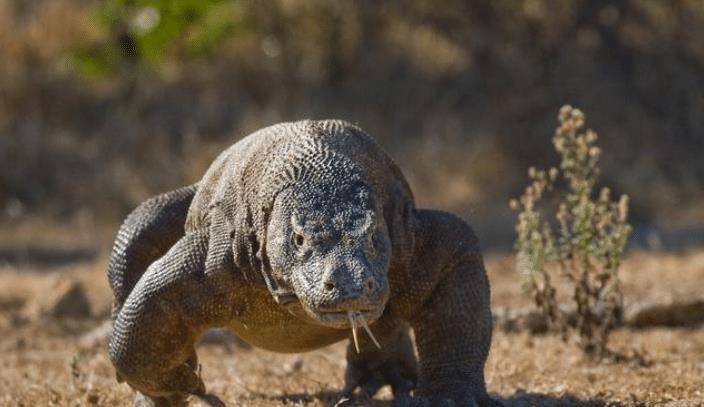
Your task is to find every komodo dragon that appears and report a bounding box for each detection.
[108,120,496,406]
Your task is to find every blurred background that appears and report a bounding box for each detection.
[1,0,704,251]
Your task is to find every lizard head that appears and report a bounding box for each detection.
[265,179,391,329]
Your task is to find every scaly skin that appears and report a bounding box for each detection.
[107,120,497,406]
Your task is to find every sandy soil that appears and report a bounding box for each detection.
[0,246,703,406]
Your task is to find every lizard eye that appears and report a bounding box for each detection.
[293,232,305,248]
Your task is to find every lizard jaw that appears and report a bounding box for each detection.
[283,299,385,330]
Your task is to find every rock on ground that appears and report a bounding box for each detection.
[43,280,92,319]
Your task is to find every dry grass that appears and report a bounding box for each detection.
[1,245,703,406]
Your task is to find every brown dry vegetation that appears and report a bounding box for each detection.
[1,245,703,406]
[2,0,704,246]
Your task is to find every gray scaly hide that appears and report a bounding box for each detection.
[107,120,497,406]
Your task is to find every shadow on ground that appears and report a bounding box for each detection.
[253,389,612,406]
[497,391,613,406]
[0,245,97,269]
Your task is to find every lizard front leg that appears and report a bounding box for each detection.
[409,254,495,406]
[341,314,418,401]
[108,184,198,320]
[109,230,236,406]
[401,210,498,406]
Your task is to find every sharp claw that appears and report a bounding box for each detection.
[360,372,385,397]
[348,311,361,353]
[193,392,227,407]
[358,314,382,350]
[387,368,415,396]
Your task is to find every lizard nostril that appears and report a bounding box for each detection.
[365,279,374,292]
[324,282,335,292]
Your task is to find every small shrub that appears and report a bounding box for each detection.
[510,105,632,358]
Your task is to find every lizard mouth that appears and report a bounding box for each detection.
[285,300,385,332]
[309,306,384,352]
[309,309,382,352]
[282,301,384,352]
[315,308,375,320]
[308,305,384,326]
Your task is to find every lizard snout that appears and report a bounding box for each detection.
[316,265,388,313]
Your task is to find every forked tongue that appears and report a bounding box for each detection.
[347,311,382,353]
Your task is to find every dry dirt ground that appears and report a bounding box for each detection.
[0,230,703,406]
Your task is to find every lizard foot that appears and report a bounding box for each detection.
[125,357,210,407]
[133,392,187,407]
[342,348,417,400]
[133,392,226,407]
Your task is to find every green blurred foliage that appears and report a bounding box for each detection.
[73,0,244,75]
